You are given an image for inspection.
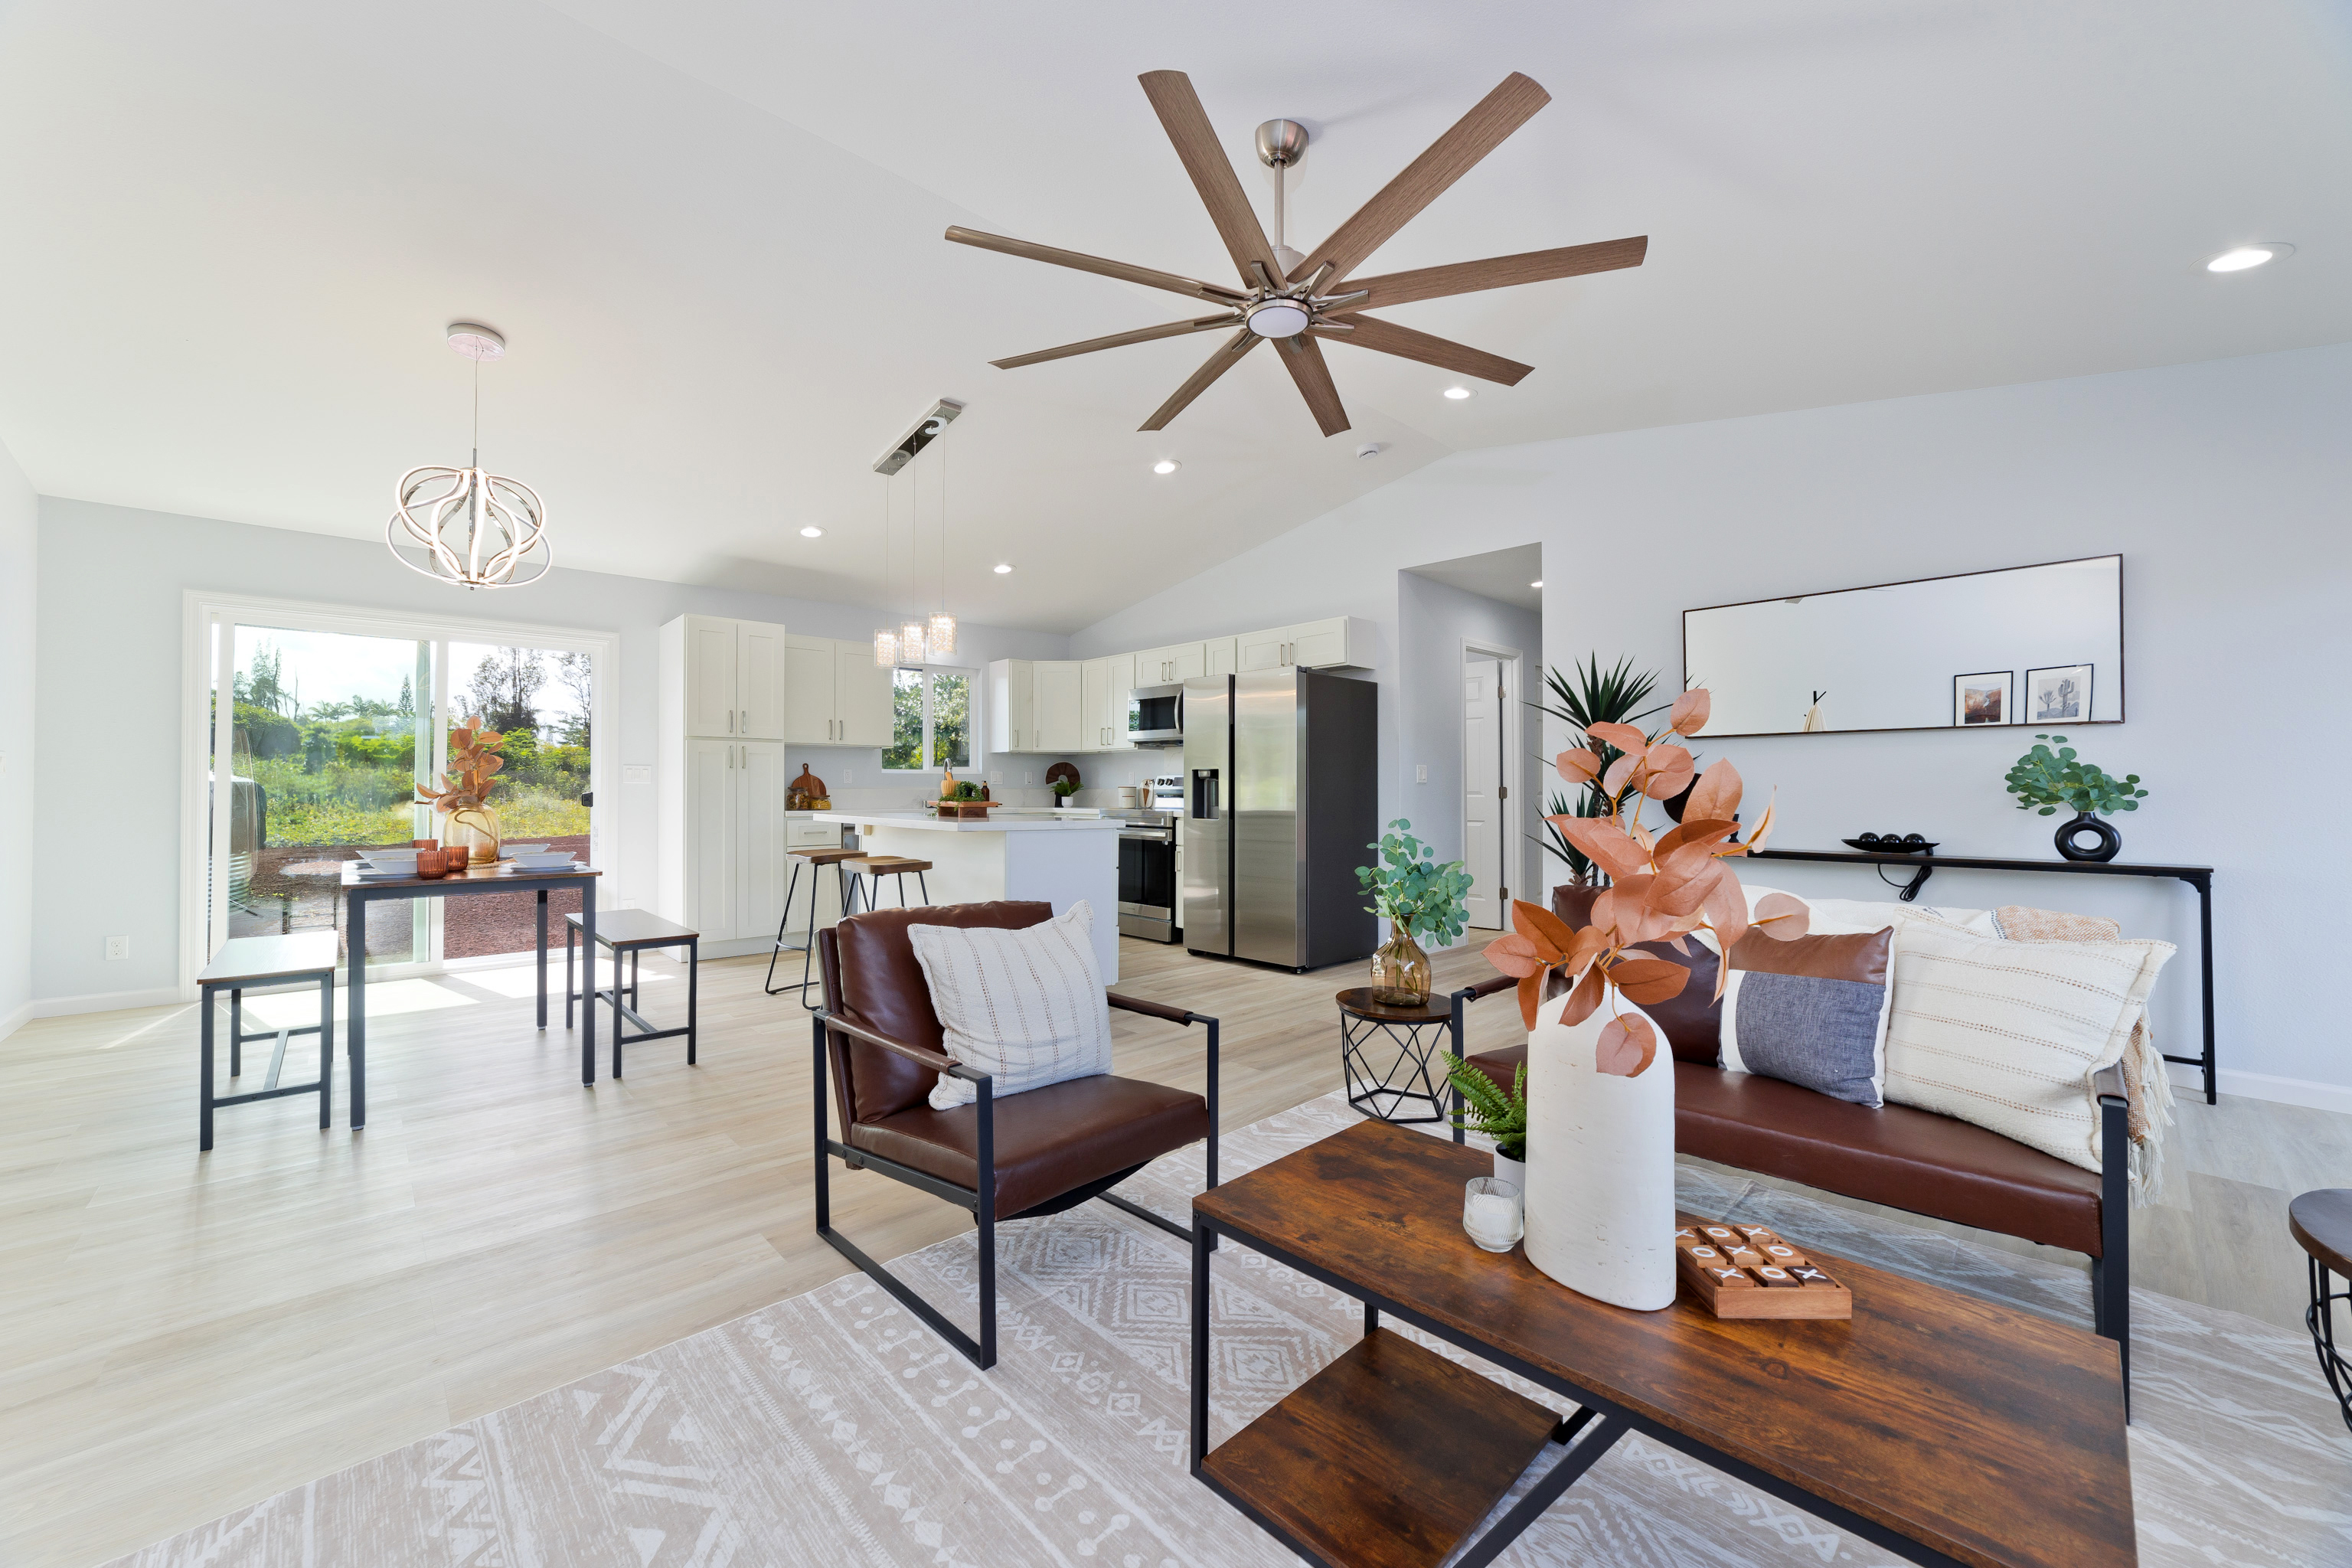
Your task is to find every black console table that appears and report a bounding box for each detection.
[1749,848,2216,1104]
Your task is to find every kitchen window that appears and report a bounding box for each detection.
[884,666,972,772]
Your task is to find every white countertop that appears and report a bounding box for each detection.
[801,809,1125,834]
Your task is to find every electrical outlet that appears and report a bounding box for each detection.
[105,935,128,960]
[1024,772,1034,786]
[1416,764,1429,783]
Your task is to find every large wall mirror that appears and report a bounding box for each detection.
[1684,555,2122,737]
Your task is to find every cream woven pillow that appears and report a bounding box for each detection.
[1883,913,2174,1171]
[908,901,1112,1111]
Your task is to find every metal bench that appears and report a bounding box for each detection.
[197,932,337,1150]
[565,909,700,1078]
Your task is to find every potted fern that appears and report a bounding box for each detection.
[1444,1052,1528,1186]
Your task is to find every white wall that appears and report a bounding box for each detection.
[0,437,32,1037]
[31,498,1068,1008]
[1070,343,2352,1106]
[1396,571,1544,934]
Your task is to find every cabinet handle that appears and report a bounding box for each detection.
[727,710,734,733]
[742,708,749,733]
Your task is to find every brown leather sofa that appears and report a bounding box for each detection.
[1459,886,2133,1396]
[814,900,1218,1370]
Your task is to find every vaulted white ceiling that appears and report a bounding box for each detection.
[0,1,2346,632]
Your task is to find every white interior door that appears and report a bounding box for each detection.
[1464,658,1504,929]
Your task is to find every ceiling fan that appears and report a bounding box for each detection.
[946,70,1646,437]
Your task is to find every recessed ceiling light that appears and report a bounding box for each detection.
[1530,580,1543,589]
[1442,386,1473,400]
[993,563,1013,574]
[1152,459,1180,475]
[799,525,824,537]
[2207,243,2292,273]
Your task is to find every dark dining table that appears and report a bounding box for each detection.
[341,860,601,1128]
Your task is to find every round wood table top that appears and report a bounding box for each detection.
[2290,1188,2352,1278]
[1334,987,1454,1026]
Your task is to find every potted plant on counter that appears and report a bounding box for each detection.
[2003,733,2148,862]
[1444,1052,1529,1187]
[1354,820,1472,1006]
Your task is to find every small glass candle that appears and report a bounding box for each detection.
[416,848,447,880]
[1463,1177,1524,1253]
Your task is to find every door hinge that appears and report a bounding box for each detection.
[1498,785,1508,799]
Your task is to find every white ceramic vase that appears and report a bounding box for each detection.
[1492,1151,1526,1190]
[1521,1002,1677,1311]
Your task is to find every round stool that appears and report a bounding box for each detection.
[844,856,932,913]
[2290,1189,2352,1436]
[766,847,861,1008]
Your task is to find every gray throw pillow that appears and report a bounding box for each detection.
[1726,972,1886,1106]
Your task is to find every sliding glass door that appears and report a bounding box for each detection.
[193,595,612,985]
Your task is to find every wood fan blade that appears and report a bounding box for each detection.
[1138,70,1283,286]
[1276,333,1350,436]
[991,314,1240,370]
[1313,314,1533,386]
[1140,330,1260,431]
[946,226,1246,305]
[1343,237,1648,311]
[1293,72,1550,283]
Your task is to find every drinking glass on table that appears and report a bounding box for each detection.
[1464,1177,1524,1253]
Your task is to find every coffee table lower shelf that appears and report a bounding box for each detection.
[1197,1327,1622,1568]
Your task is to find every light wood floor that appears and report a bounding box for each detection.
[2,937,2344,1567]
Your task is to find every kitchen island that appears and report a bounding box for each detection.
[801,810,1126,981]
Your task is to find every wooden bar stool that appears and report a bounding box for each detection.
[565,909,699,1077]
[766,847,861,1008]
[197,932,338,1151]
[844,855,932,914]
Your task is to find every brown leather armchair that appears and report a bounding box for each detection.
[813,900,1219,1370]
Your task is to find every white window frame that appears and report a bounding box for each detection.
[179,590,619,998]
[880,663,975,774]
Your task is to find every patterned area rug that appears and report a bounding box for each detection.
[111,1093,2352,1568]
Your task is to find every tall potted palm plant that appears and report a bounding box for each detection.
[1530,655,1669,890]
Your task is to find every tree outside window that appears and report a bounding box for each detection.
[884,667,973,771]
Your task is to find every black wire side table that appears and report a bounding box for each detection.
[1337,987,1458,1125]
[2291,1189,2352,1438]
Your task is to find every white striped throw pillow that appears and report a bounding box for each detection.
[1882,913,2174,1172]
[908,901,1112,1111]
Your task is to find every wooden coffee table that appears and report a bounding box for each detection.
[1188,1119,2133,1568]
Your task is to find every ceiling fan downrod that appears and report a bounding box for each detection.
[1256,118,1308,278]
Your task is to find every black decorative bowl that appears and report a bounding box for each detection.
[1842,834,1939,855]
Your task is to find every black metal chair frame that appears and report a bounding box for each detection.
[766,852,858,1008]
[565,916,698,1078]
[2306,1255,2352,1438]
[812,994,1219,1371]
[201,969,335,1151]
[1438,973,2134,1410]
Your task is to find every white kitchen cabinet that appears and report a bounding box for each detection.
[1080,653,1133,752]
[1236,616,1375,672]
[1033,660,1084,752]
[988,659,1036,753]
[1133,642,1207,685]
[784,634,895,745]
[660,619,795,957]
[1206,637,1237,678]
[782,635,835,744]
[675,614,791,737]
[833,647,896,747]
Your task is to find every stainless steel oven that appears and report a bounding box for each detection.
[1116,814,1178,942]
[1129,682,1184,747]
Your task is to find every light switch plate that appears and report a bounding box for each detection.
[1416,764,1429,783]
[623,764,652,783]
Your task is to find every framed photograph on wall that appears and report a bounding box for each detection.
[1953,671,2014,727]
[2025,664,2092,724]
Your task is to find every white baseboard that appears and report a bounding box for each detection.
[2171,1061,2352,1115]
[0,998,31,1041]
[25,986,188,1021]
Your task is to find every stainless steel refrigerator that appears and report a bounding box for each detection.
[1182,668,1378,970]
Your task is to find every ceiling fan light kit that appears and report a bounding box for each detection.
[948,70,1646,438]
[385,322,552,590]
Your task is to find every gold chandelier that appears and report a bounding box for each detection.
[386,323,551,590]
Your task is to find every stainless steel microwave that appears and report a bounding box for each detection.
[1129,682,1184,746]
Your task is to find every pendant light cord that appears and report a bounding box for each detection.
[470,355,481,468]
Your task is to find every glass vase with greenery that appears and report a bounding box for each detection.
[1530,654,1671,887]
[1354,820,1473,1006]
